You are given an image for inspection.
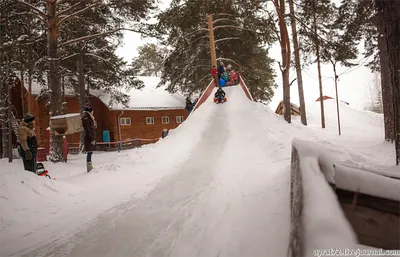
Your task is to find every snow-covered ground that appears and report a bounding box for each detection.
[0,86,396,257]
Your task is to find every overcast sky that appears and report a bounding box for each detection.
[115,0,377,110]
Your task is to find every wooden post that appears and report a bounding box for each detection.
[207,14,217,68]
[333,63,341,135]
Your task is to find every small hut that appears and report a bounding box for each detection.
[275,101,301,116]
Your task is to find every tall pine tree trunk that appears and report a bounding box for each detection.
[375,0,400,165]
[376,7,394,142]
[289,0,307,126]
[19,47,25,116]
[47,1,64,162]
[27,21,33,114]
[78,54,86,151]
[275,0,291,123]
[313,0,325,129]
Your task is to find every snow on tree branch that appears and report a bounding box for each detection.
[15,0,47,19]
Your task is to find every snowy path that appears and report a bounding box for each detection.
[24,87,290,257]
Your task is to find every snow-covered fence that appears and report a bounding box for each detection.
[192,79,215,113]
[289,138,400,256]
[288,138,357,257]
[238,76,253,101]
[332,163,400,249]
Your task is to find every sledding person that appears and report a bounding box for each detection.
[82,105,97,172]
[18,113,38,173]
[214,87,226,103]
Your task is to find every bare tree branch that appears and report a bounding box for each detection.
[57,3,100,27]
[57,1,83,16]
[213,25,242,30]
[60,53,80,61]
[213,18,238,24]
[84,53,115,66]
[182,28,209,38]
[214,13,236,18]
[215,37,240,43]
[216,57,243,68]
[15,0,46,19]
[198,74,212,84]
[59,28,155,48]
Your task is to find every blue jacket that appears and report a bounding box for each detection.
[217,65,224,74]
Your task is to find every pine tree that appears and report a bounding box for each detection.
[133,43,167,77]
[14,0,156,162]
[157,0,276,101]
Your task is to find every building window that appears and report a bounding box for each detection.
[146,117,155,125]
[176,116,184,124]
[120,117,131,126]
[161,116,169,124]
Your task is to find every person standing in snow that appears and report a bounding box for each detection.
[18,113,38,173]
[162,128,169,139]
[217,62,225,79]
[211,65,219,87]
[82,105,97,172]
[185,97,193,114]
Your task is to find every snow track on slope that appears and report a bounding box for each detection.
[29,89,231,257]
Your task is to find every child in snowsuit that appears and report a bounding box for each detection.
[18,113,38,173]
[214,87,226,103]
[82,105,97,172]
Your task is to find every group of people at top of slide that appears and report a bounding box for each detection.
[211,61,239,88]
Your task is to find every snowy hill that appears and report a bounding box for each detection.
[0,85,395,256]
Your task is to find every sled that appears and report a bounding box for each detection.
[214,97,227,104]
[36,163,55,180]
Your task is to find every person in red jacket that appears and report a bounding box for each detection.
[211,65,219,87]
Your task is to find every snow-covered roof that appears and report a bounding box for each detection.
[27,76,186,110]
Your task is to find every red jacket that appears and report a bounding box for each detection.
[211,67,217,75]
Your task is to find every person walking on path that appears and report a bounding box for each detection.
[82,105,97,172]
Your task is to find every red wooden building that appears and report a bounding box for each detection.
[6,76,188,151]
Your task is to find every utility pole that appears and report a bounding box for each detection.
[333,63,341,135]
[207,14,217,68]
